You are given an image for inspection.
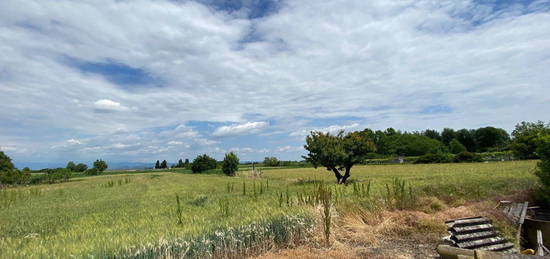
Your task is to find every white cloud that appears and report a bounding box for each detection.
[0,145,18,152]
[277,145,303,152]
[67,139,82,145]
[1,0,549,164]
[290,123,360,137]
[213,121,269,137]
[93,99,129,113]
[167,141,184,145]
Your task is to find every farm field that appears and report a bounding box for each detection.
[0,160,538,258]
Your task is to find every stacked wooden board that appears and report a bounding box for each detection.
[445,216,515,252]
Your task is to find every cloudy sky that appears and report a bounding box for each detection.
[1,0,549,168]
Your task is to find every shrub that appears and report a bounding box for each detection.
[414,153,454,164]
[75,163,88,172]
[93,159,108,172]
[222,152,239,176]
[534,136,550,207]
[42,168,72,184]
[454,151,483,162]
[191,154,217,173]
[85,168,99,176]
[263,157,280,167]
[449,139,467,154]
[510,121,550,159]
[66,161,77,171]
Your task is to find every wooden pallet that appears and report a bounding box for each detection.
[446,216,515,253]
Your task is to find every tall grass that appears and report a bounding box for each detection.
[0,161,538,258]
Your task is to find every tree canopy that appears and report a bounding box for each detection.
[222,152,239,176]
[93,159,108,172]
[303,130,376,184]
[191,154,217,173]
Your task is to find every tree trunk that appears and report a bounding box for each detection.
[330,167,343,184]
[340,166,352,184]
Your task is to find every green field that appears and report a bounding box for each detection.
[0,160,538,258]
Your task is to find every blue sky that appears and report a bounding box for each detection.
[1,0,550,168]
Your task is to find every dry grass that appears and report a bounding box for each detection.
[253,194,521,259]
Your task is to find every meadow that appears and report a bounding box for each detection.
[0,160,538,258]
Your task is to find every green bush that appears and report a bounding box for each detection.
[263,157,280,166]
[449,139,467,154]
[93,159,108,172]
[378,134,444,156]
[534,136,550,207]
[222,152,239,176]
[510,121,550,159]
[191,154,217,173]
[454,151,483,163]
[85,168,99,176]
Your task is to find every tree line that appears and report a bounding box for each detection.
[303,121,550,184]
[0,155,108,186]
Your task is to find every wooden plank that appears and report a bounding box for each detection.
[477,242,514,252]
[456,237,507,249]
[536,230,544,256]
[454,231,497,242]
[451,224,494,234]
[449,217,491,228]
[436,245,475,259]
[518,202,528,224]
[475,250,548,259]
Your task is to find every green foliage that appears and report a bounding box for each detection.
[66,161,77,171]
[222,152,239,176]
[534,136,550,207]
[511,121,550,159]
[75,163,88,172]
[0,152,14,173]
[0,152,30,185]
[155,160,160,169]
[422,129,441,141]
[263,157,280,166]
[474,126,510,152]
[303,130,376,184]
[191,154,217,173]
[378,133,444,156]
[454,151,483,163]
[93,159,108,172]
[449,138,467,154]
[414,153,454,164]
[175,159,185,168]
[441,128,456,145]
[160,160,168,169]
[85,168,99,176]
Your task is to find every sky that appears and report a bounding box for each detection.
[1,0,550,168]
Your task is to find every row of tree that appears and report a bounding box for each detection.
[153,159,191,169]
[359,126,510,157]
[66,159,108,175]
[303,121,550,184]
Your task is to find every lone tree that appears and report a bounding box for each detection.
[177,159,184,168]
[303,130,376,184]
[155,160,160,169]
[160,160,168,169]
[93,159,108,172]
[222,152,239,176]
[66,161,77,171]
